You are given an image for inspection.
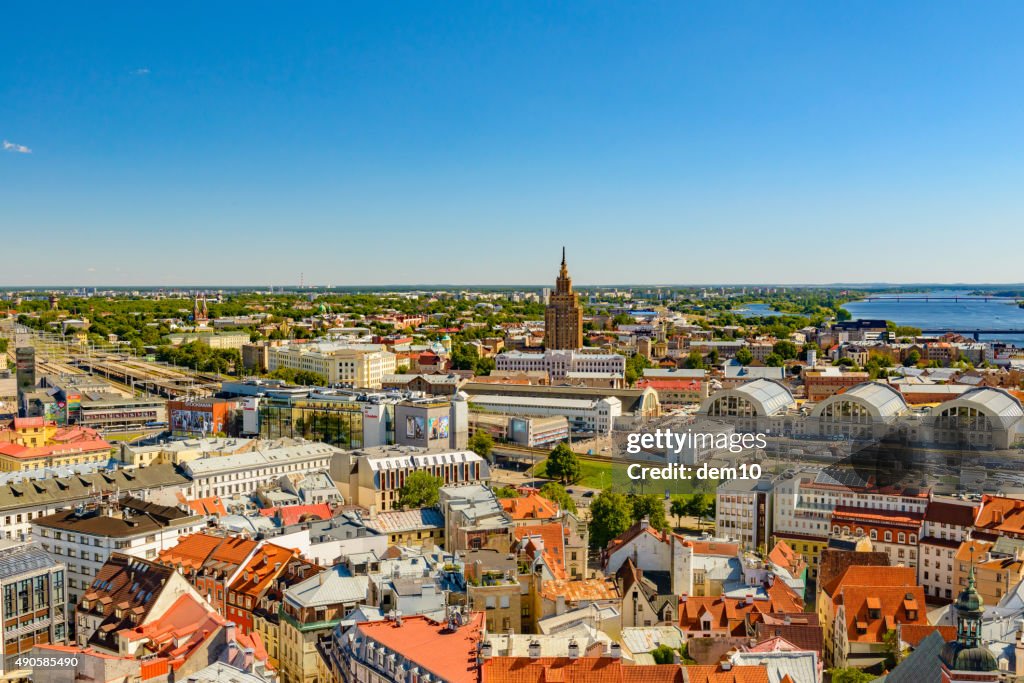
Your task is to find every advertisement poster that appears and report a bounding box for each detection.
[405,415,425,439]
[428,415,450,440]
[172,409,215,435]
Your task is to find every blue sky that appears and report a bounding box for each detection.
[3,2,1024,286]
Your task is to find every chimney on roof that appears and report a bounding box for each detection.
[745,594,754,605]
[720,661,733,671]
[640,516,650,531]
[567,638,580,659]
[528,640,541,659]
[479,640,493,660]
[681,593,688,603]
[606,642,622,659]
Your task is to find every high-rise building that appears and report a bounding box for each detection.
[15,347,34,398]
[543,247,583,350]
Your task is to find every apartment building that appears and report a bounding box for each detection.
[268,342,397,389]
[181,441,338,499]
[31,498,205,609]
[716,475,776,551]
[332,445,489,512]
[919,499,978,602]
[495,349,625,381]
[0,541,68,678]
[772,468,930,580]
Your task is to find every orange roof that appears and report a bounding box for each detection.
[767,541,806,577]
[679,538,740,556]
[257,503,333,527]
[541,577,619,603]
[821,565,918,600]
[12,416,45,429]
[480,657,769,683]
[182,496,227,516]
[839,585,928,642]
[901,624,956,647]
[157,533,224,570]
[515,523,567,576]
[210,536,258,565]
[229,542,308,599]
[679,580,804,636]
[358,612,484,683]
[976,495,1024,536]
[0,437,111,460]
[501,491,560,521]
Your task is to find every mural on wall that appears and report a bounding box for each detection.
[406,415,426,439]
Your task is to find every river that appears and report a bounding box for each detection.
[843,290,1024,344]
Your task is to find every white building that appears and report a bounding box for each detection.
[181,441,339,499]
[918,498,979,602]
[466,394,621,436]
[716,475,776,551]
[495,349,625,381]
[30,498,205,608]
[268,342,397,389]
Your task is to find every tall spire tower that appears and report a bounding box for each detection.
[544,247,583,350]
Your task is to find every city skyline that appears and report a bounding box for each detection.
[5,3,1024,286]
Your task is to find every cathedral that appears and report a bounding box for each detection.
[543,248,583,350]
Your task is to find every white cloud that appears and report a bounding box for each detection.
[2,140,31,154]
[131,67,150,76]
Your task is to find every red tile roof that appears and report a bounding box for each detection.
[678,580,804,636]
[181,495,227,516]
[838,585,929,643]
[766,541,806,577]
[976,495,1024,537]
[358,612,484,683]
[229,542,305,600]
[480,658,769,683]
[515,523,567,577]
[900,624,956,647]
[501,491,560,520]
[541,577,619,603]
[258,503,333,527]
[821,565,917,600]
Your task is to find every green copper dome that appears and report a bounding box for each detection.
[953,646,998,672]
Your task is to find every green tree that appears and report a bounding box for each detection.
[651,644,676,665]
[772,340,799,360]
[764,353,784,367]
[682,350,705,369]
[468,431,494,462]
[904,349,921,366]
[630,494,669,531]
[492,485,520,499]
[588,490,634,549]
[735,347,753,365]
[827,668,873,683]
[669,497,689,528]
[398,470,443,509]
[685,493,713,530]
[625,353,652,386]
[545,443,582,484]
[539,482,577,514]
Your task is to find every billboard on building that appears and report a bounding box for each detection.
[406,415,425,439]
[171,408,216,435]
[428,415,449,440]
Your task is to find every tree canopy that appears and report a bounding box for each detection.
[545,443,581,484]
[398,470,443,509]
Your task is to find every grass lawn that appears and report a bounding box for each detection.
[533,458,717,495]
